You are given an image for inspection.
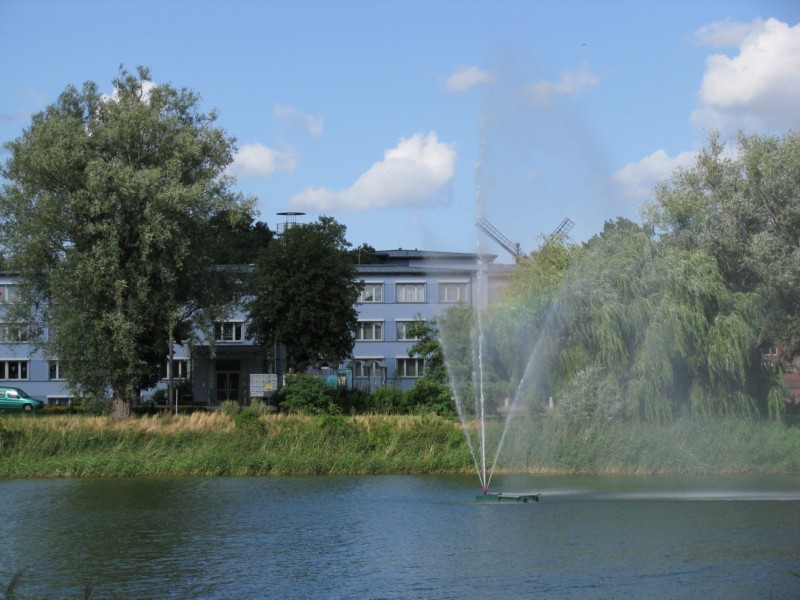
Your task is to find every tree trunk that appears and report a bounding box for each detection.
[168,327,175,415]
[111,397,131,419]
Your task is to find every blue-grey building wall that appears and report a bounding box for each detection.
[0,250,512,404]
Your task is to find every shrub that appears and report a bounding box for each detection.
[278,375,336,414]
[219,400,240,417]
[234,408,267,435]
[366,384,404,414]
[402,378,456,417]
[331,387,369,414]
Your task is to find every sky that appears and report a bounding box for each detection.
[2,1,800,262]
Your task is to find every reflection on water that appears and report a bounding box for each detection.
[1,474,799,599]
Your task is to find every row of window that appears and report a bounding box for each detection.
[352,358,425,378]
[0,360,27,380]
[0,359,190,382]
[3,282,468,307]
[356,320,423,342]
[0,323,39,343]
[359,282,469,304]
[3,281,471,305]
[1,357,426,381]
[1,318,431,346]
[0,321,245,345]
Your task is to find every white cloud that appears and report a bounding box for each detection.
[693,18,755,48]
[289,132,456,212]
[228,143,297,178]
[104,79,157,104]
[613,149,697,202]
[274,104,324,138]
[525,64,600,106]
[445,65,493,92]
[692,18,800,131]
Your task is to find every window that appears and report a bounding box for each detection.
[396,320,423,341]
[47,396,76,407]
[215,322,243,342]
[0,360,28,380]
[439,282,469,303]
[49,361,66,380]
[0,323,34,343]
[359,283,383,303]
[161,359,189,380]
[396,283,425,303]
[0,284,17,304]
[353,359,383,377]
[356,321,383,341]
[396,357,424,378]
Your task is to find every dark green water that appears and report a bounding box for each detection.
[1,474,799,599]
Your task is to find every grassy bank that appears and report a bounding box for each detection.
[1,412,799,477]
[0,412,470,477]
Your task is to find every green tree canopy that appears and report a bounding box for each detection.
[490,216,780,423]
[349,243,379,265]
[207,211,273,265]
[0,67,253,407]
[645,131,800,361]
[246,216,362,367]
[557,224,765,422]
[403,314,458,417]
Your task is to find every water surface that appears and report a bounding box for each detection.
[1,474,798,598]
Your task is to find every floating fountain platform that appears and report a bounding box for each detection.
[475,491,541,504]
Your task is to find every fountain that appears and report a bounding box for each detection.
[441,240,557,504]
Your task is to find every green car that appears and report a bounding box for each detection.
[0,387,44,412]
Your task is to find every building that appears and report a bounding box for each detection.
[349,249,511,392]
[0,249,512,407]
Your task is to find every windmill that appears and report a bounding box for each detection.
[544,218,574,245]
[475,216,574,263]
[475,217,523,263]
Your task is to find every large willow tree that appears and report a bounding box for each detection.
[490,216,781,424]
[557,223,768,422]
[0,67,253,410]
[645,131,800,362]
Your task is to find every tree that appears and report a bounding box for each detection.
[207,211,273,265]
[0,67,253,411]
[246,216,362,368]
[349,243,379,265]
[481,240,577,410]
[645,131,800,362]
[558,225,763,422]
[404,316,457,416]
[406,315,448,385]
[493,220,777,422]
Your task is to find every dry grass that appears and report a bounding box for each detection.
[351,413,463,432]
[3,412,236,434]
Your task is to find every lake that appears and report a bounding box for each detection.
[1,474,799,599]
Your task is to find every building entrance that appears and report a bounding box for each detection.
[215,360,241,403]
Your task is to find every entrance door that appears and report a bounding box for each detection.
[216,371,240,403]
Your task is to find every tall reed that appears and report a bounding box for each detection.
[1,413,798,477]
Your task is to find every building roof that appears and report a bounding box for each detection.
[356,248,513,278]
[373,249,497,262]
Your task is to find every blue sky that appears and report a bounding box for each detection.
[2,1,799,260]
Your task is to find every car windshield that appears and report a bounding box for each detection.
[13,389,30,398]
